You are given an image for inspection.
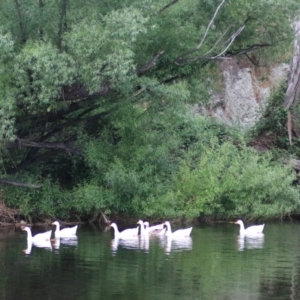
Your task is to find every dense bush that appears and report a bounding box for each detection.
[169,142,300,220]
[0,0,299,222]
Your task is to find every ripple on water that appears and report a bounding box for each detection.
[1,223,300,300]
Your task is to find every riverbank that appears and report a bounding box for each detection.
[2,210,299,227]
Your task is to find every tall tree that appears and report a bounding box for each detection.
[0,0,297,218]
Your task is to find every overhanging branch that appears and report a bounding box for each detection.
[59,81,111,102]
[137,51,164,75]
[0,179,41,189]
[15,138,84,155]
[153,0,179,16]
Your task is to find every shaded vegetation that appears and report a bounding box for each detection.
[0,0,299,223]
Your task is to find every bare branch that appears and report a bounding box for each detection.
[211,25,245,58]
[196,0,226,50]
[202,25,233,57]
[57,0,68,50]
[0,179,41,189]
[6,150,59,175]
[137,51,164,75]
[15,138,84,155]
[14,0,26,44]
[175,0,228,64]
[59,81,111,102]
[175,26,245,65]
[153,0,179,16]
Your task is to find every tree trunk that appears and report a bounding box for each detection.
[284,21,300,110]
[284,21,300,145]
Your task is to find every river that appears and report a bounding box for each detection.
[0,221,299,300]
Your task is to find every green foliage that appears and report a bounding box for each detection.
[0,0,298,221]
[161,142,300,219]
[14,42,75,108]
[64,7,148,92]
[251,85,287,138]
[249,84,300,159]
[4,176,69,219]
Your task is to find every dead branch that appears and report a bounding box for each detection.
[173,0,246,65]
[59,81,111,102]
[100,210,111,225]
[153,0,179,16]
[15,138,83,155]
[6,149,59,175]
[196,0,226,50]
[211,26,245,59]
[176,25,244,65]
[137,51,164,75]
[174,0,226,63]
[0,179,41,188]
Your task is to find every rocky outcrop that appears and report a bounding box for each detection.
[197,58,289,128]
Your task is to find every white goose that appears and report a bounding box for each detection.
[22,226,52,242]
[110,222,139,239]
[234,219,265,235]
[137,220,146,236]
[163,221,192,238]
[52,221,78,238]
[144,222,166,236]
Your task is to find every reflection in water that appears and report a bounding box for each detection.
[237,233,264,251]
[52,237,78,250]
[111,235,149,253]
[3,223,300,300]
[111,234,193,254]
[23,240,52,254]
[161,236,193,254]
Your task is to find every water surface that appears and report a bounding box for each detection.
[0,221,300,300]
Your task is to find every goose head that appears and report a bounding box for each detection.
[234,220,243,225]
[110,223,116,228]
[22,227,31,233]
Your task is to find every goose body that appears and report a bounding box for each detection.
[148,223,164,232]
[144,222,166,236]
[110,223,139,239]
[235,220,265,235]
[22,226,52,242]
[163,221,192,238]
[52,221,78,238]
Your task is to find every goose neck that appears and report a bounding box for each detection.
[55,223,60,233]
[239,222,245,232]
[26,229,33,241]
[112,224,120,236]
[139,222,145,235]
[165,222,172,236]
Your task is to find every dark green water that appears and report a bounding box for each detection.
[0,221,300,300]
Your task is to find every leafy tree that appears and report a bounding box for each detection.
[0,0,298,220]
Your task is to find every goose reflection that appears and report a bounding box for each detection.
[161,236,193,254]
[23,240,52,254]
[52,237,78,250]
[111,235,149,253]
[237,233,264,251]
